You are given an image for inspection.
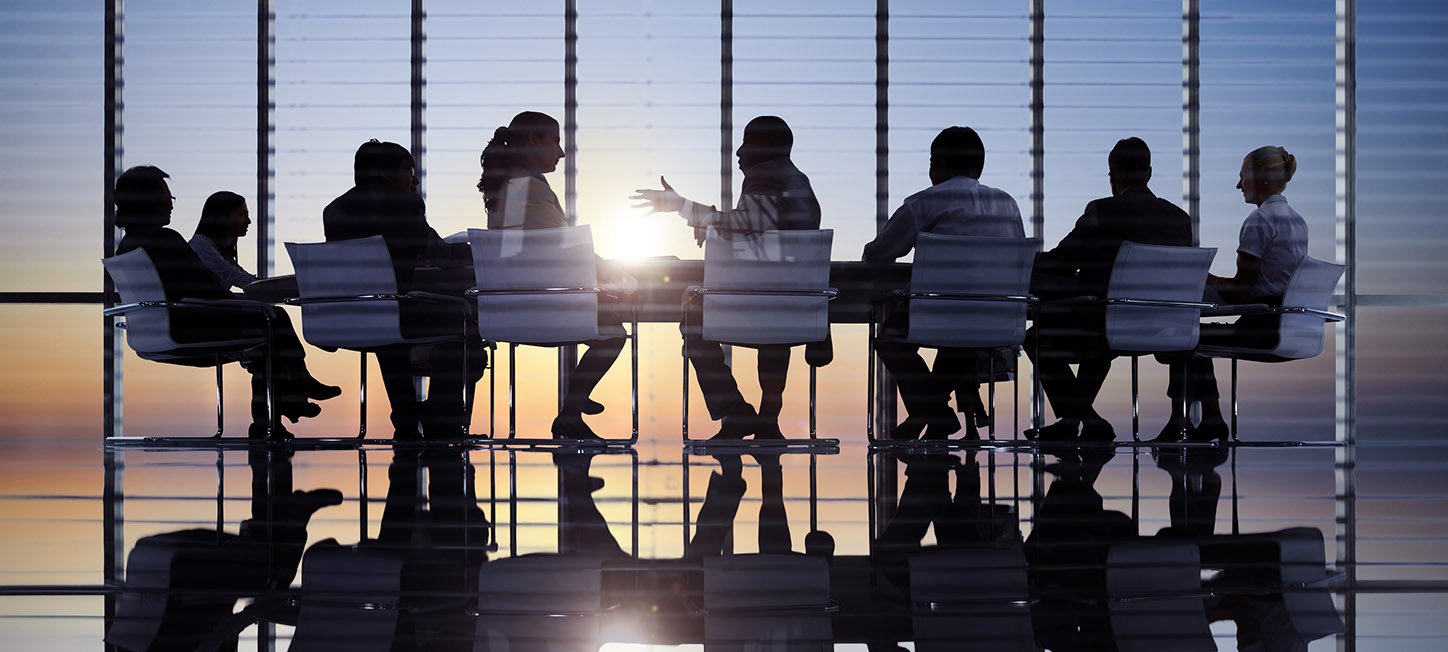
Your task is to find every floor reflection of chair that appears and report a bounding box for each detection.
[907,547,1036,652]
[288,541,406,652]
[702,553,834,651]
[103,249,277,439]
[467,226,639,445]
[1200,526,1346,643]
[866,234,1040,444]
[473,555,611,651]
[1105,540,1216,652]
[287,236,482,439]
[1196,256,1346,442]
[682,229,838,446]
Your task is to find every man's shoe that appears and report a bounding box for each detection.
[248,422,294,442]
[552,414,603,441]
[921,411,962,441]
[306,379,343,401]
[1079,418,1116,442]
[889,416,927,441]
[1148,419,1190,444]
[564,398,606,416]
[1024,419,1079,442]
[753,418,787,441]
[709,414,755,440]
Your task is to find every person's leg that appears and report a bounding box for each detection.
[754,345,791,438]
[1073,356,1117,440]
[374,346,422,438]
[876,313,957,439]
[420,339,474,438]
[681,303,755,436]
[553,334,625,439]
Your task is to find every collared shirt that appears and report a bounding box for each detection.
[1237,194,1308,298]
[679,158,821,242]
[862,175,1025,263]
[188,233,257,289]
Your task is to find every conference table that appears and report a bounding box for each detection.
[243,257,914,323]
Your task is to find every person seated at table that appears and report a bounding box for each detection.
[632,115,823,440]
[323,140,485,439]
[1156,146,1307,442]
[1025,137,1192,442]
[112,166,339,440]
[478,110,632,440]
[863,126,1026,440]
[188,191,257,289]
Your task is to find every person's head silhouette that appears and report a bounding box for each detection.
[353,140,416,191]
[195,191,251,261]
[1237,145,1296,206]
[928,126,986,185]
[113,165,174,230]
[477,111,563,212]
[736,115,793,173]
[1107,136,1152,195]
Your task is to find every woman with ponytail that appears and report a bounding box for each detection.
[1159,145,1309,442]
[478,111,634,440]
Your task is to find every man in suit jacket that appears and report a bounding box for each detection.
[323,140,483,439]
[1026,137,1192,442]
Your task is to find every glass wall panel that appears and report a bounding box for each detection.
[0,2,102,291]
[272,0,411,275]
[123,1,258,271]
[1358,0,1448,294]
[733,0,876,256]
[888,1,1030,254]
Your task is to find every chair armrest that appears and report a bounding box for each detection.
[869,288,909,306]
[405,290,471,307]
[1102,297,1215,310]
[1201,303,1272,317]
[1035,295,1099,308]
[105,299,281,319]
[902,292,1037,304]
[684,286,840,301]
[465,286,603,297]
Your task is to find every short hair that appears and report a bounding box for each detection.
[1245,145,1297,187]
[743,115,793,151]
[930,126,986,179]
[1108,137,1152,186]
[113,165,171,229]
[354,140,415,186]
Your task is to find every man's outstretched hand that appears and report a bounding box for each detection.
[631,176,685,214]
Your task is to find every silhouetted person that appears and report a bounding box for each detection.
[188,191,257,289]
[479,111,633,440]
[686,453,795,559]
[1025,138,1192,442]
[1154,446,1229,538]
[323,140,485,439]
[112,166,338,440]
[1157,146,1307,442]
[633,115,823,440]
[864,126,1027,440]
[104,449,342,651]
[553,452,627,558]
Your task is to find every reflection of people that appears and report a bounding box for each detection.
[188,191,257,289]
[633,116,823,440]
[864,127,1026,440]
[479,111,630,440]
[113,166,338,439]
[1154,446,1229,538]
[686,453,797,559]
[1025,138,1192,442]
[1158,146,1307,442]
[323,140,484,439]
[104,449,341,651]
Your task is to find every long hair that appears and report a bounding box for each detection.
[194,191,247,263]
[478,111,559,213]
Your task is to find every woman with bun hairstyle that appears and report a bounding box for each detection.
[478,111,634,440]
[1159,146,1308,442]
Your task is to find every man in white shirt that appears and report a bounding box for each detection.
[864,126,1026,440]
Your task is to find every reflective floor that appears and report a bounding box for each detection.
[3,434,1447,651]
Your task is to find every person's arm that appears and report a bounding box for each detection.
[861,201,918,263]
[190,236,258,288]
[1207,211,1269,297]
[633,176,782,245]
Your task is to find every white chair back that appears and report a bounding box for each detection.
[286,237,406,349]
[906,234,1039,348]
[1104,242,1215,352]
[290,543,404,652]
[1106,540,1215,652]
[468,226,601,345]
[909,547,1036,652]
[1271,256,1344,360]
[701,229,834,345]
[703,554,833,650]
[474,554,605,650]
[104,249,183,354]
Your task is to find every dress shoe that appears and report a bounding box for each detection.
[1078,418,1116,442]
[753,418,787,441]
[1148,419,1191,444]
[710,414,756,440]
[1187,418,1230,443]
[921,411,962,441]
[564,398,605,415]
[281,401,321,424]
[1024,419,1079,442]
[889,416,928,441]
[552,414,602,441]
[306,378,343,401]
[248,422,294,442]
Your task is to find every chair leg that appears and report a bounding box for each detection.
[1230,357,1239,443]
[987,350,997,437]
[809,363,817,440]
[866,307,876,442]
[1131,355,1140,443]
[489,343,497,438]
[264,320,275,439]
[213,356,225,438]
[681,310,691,441]
[508,343,517,439]
[357,351,367,439]
[358,449,369,541]
[631,311,640,441]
